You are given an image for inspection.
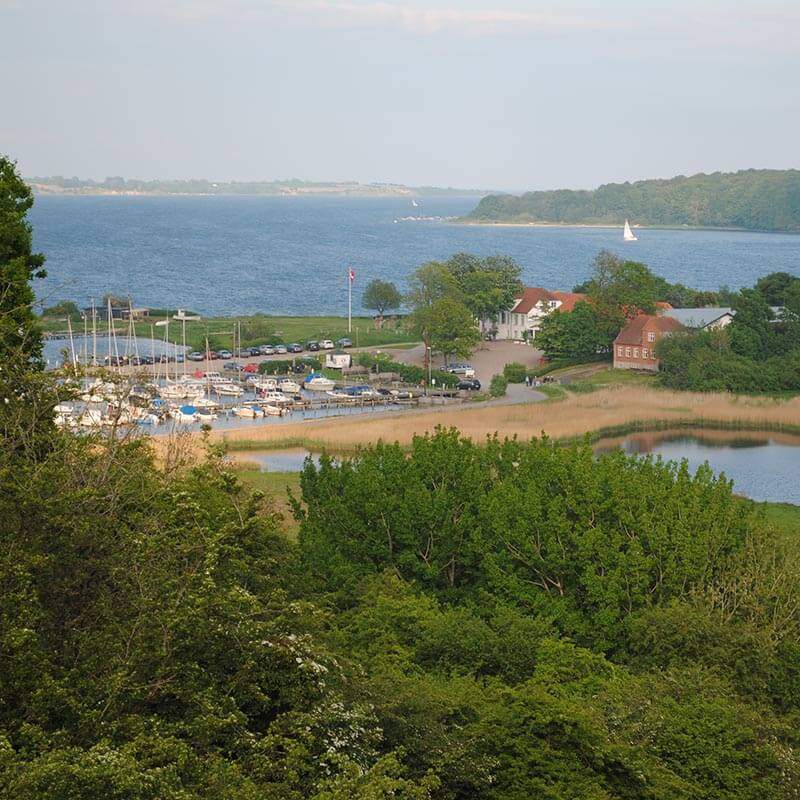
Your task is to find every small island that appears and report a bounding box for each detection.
[463,168,800,232]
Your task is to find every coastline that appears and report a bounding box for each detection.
[454,219,800,234]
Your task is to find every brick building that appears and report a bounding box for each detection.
[613,314,684,372]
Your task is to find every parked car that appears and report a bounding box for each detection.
[247,346,260,357]
[259,345,276,356]
[336,337,353,348]
[223,361,243,371]
[243,363,259,373]
[207,350,220,360]
[274,345,288,354]
[306,341,320,351]
[140,355,155,365]
[446,363,476,378]
[458,378,481,391]
[217,349,232,360]
[320,339,335,350]
[287,343,304,353]
[175,354,185,363]
[187,351,205,362]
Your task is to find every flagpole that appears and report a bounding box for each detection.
[348,267,352,334]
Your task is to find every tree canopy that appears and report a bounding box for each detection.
[467,169,800,232]
[362,278,402,320]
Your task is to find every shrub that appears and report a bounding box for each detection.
[503,362,527,383]
[489,374,508,397]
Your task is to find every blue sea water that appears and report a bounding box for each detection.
[30,195,800,317]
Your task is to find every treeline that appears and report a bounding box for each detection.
[658,272,800,392]
[467,169,800,232]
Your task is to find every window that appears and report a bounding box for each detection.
[642,348,648,358]
[625,347,631,357]
[647,332,656,342]
[617,346,624,356]
[633,348,639,358]
[652,349,657,359]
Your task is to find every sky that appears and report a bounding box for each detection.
[2,0,799,191]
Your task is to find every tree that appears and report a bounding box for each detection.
[0,157,53,457]
[581,250,661,320]
[362,279,402,328]
[1,156,46,367]
[406,261,475,369]
[443,253,522,327]
[41,299,80,318]
[536,301,612,361]
[755,272,800,306]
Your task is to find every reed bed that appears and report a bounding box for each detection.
[201,386,800,452]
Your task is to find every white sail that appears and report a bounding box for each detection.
[623,219,638,241]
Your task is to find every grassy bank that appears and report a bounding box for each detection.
[41,313,418,351]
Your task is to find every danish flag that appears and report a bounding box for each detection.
[348,267,355,283]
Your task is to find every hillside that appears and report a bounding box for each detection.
[465,169,800,231]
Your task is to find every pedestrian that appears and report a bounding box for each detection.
[525,374,531,388]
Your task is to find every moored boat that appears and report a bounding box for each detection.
[303,372,336,392]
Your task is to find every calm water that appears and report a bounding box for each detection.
[30,195,800,317]
[601,431,800,505]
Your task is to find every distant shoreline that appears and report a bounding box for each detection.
[454,219,800,235]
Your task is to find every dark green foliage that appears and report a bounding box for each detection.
[536,300,612,360]
[259,357,321,374]
[489,374,507,396]
[501,362,526,383]
[41,299,81,318]
[755,272,800,306]
[468,169,800,232]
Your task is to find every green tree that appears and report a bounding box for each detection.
[0,156,46,366]
[443,252,523,327]
[406,261,476,368]
[362,278,402,328]
[41,299,80,318]
[536,300,612,360]
[755,271,800,306]
[0,156,53,457]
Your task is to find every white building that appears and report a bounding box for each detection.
[488,287,587,341]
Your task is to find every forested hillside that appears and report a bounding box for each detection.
[467,169,800,231]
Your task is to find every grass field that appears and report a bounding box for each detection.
[41,313,418,352]
[232,467,302,537]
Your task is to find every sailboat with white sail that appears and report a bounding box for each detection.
[623,219,638,242]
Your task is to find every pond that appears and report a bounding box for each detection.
[230,430,800,505]
[595,429,800,505]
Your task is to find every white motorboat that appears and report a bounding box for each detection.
[277,378,301,393]
[303,373,336,392]
[233,404,265,419]
[214,382,244,397]
[247,376,277,391]
[258,390,293,405]
[195,408,217,423]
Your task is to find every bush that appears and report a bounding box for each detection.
[489,374,508,397]
[502,362,527,383]
[355,352,459,387]
[259,357,320,375]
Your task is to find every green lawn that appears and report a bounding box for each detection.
[563,368,657,393]
[762,501,800,544]
[41,313,418,352]
[234,469,302,537]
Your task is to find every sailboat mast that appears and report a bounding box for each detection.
[91,298,97,366]
[66,314,77,371]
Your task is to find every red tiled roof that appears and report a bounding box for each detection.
[513,287,554,314]
[551,291,586,312]
[614,314,684,346]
